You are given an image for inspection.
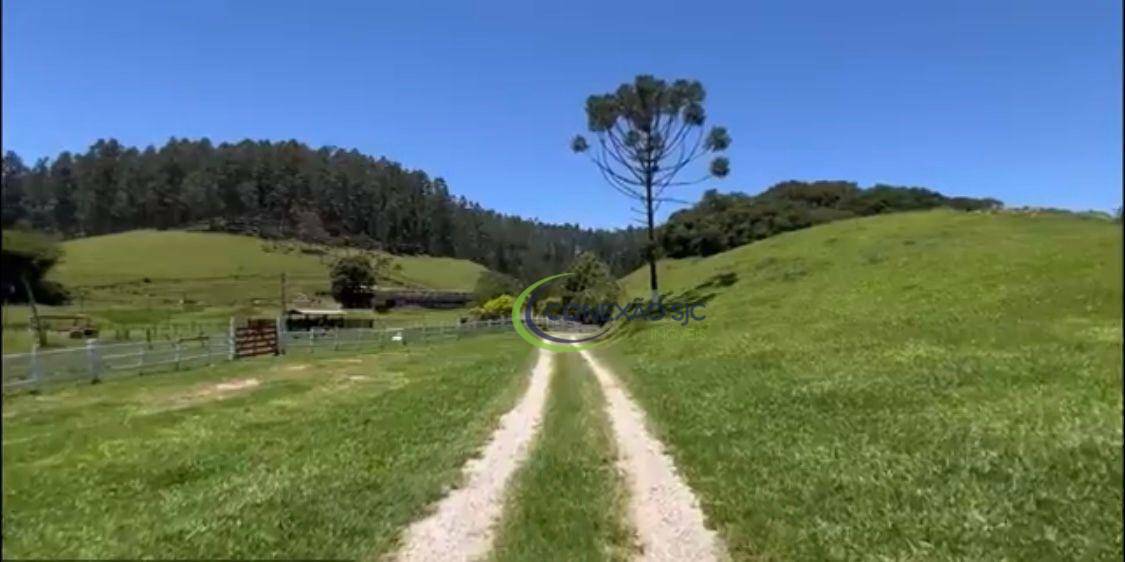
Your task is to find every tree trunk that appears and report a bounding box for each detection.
[21,275,46,348]
[644,168,658,302]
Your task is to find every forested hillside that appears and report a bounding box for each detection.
[0,139,646,281]
[661,181,1002,257]
[1,140,1014,280]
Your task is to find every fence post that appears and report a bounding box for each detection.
[333,328,340,351]
[308,329,314,353]
[29,342,43,393]
[228,317,236,360]
[174,339,182,371]
[139,341,147,374]
[86,338,101,384]
[276,315,286,355]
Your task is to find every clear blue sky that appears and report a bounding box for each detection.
[3,0,1121,228]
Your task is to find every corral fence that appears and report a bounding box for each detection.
[2,335,229,392]
[234,319,279,358]
[2,317,590,393]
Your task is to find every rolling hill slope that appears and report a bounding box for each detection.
[50,230,487,306]
[1,230,487,353]
[608,209,1122,559]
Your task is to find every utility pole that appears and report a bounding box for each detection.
[20,275,46,348]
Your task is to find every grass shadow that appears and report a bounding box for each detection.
[661,271,739,309]
[613,272,739,338]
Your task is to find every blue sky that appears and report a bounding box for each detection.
[3,0,1121,228]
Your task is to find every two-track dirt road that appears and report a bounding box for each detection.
[394,346,725,562]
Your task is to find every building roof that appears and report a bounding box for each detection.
[286,308,346,316]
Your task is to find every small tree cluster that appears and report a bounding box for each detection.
[661,182,1004,258]
[561,252,621,324]
[471,294,515,320]
[330,255,375,308]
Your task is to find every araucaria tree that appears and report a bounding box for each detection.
[571,75,731,298]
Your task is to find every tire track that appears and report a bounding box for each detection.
[394,348,554,562]
[579,349,726,562]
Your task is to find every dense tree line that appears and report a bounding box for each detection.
[660,181,1002,258]
[0,139,647,282]
[0,139,1010,284]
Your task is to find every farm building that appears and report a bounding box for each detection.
[370,289,472,310]
[284,308,374,331]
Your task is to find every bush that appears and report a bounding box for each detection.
[330,256,375,308]
[471,294,514,320]
[561,252,620,323]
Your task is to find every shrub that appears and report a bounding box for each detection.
[471,294,515,320]
[330,256,375,308]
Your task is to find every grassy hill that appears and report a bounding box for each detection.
[51,230,485,301]
[1,231,486,352]
[609,209,1122,559]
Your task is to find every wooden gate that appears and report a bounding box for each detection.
[234,318,278,358]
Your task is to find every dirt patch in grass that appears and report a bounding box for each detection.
[143,377,263,414]
[211,378,261,393]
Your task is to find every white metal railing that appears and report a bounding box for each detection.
[2,335,229,391]
[1,316,592,392]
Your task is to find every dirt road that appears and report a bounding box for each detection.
[579,350,726,562]
[394,349,555,562]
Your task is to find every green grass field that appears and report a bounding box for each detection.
[492,353,632,562]
[3,210,1120,560]
[2,229,487,353]
[2,334,533,559]
[605,209,1123,559]
[52,230,485,298]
